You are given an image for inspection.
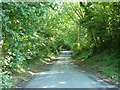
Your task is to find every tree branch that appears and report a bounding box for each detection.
[63,6,79,25]
[69,3,81,19]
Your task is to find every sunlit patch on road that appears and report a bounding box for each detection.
[58,82,67,84]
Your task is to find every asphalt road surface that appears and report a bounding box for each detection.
[24,51,116,88]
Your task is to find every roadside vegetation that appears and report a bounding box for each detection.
[1,2,120,88]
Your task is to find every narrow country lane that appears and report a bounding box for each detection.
[24,51,116,88]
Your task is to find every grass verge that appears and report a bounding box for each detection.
[73,49,120,87]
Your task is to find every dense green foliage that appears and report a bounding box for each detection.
[2,2,63,88]
[61,2,120,52]
[1,2,120,88]
[61,2,120,84]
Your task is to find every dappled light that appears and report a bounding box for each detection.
[58,82,67,84]
[42,85,56,88]
[81,71,86,72]
[1,1,119,88]
[55,56,71,59]
[28,71,65,76]
[24,51,116,88]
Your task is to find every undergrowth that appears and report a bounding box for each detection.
[2,53,57,88]
[73,49,120,85]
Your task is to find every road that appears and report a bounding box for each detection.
[24,51,116,88]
